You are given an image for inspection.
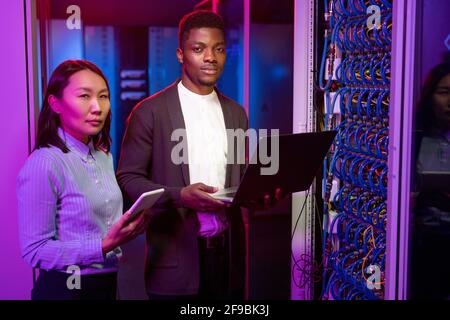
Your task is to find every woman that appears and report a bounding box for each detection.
[415,62,450,213]
[411,62,450,299]
[17,60,149,300]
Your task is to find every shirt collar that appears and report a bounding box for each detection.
[178,81,217,101]
[57,128,96,162]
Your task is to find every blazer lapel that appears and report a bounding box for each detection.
[166,80,190,186]
[217,91,236,188]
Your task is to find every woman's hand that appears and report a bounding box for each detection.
[101,210,151,255]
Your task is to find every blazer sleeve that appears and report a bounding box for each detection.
[239,106,249,180]
[116,106,183,208]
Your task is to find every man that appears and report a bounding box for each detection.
[117,10,247,299]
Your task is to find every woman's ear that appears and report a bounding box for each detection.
[48,95,60,114]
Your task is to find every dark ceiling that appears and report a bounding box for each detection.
[50,0,199,26]
[48,0,242,27]
[251,0,293,24]
[45,0,292,27]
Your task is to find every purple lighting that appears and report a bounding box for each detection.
[0,1,35,300]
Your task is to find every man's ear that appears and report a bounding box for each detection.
[48,95,60,114]
[176,48,183,64]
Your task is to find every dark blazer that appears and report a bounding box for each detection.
[117,80,248,295]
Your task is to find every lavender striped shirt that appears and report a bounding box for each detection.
[17,129,123,275]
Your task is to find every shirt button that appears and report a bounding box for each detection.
[105,199,110,203]
[95,180,99,184]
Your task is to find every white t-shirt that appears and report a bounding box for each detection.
[178,81,228,237]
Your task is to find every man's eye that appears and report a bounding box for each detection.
[79,94,89,99]
[100,94,109,99]
[193,47,203,53]
[216,47,225,53]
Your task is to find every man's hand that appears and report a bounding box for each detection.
[181,183,229,212]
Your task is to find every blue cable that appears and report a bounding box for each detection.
[321,0,391,300]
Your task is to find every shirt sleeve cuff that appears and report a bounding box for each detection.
[167,187,183,208]
[82,238,105,265]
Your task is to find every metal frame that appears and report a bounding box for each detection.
[386,0,420,300]
[243,0,250,116]
[291,0,316,300]
[25,0,39,150]
[24,0,41,287]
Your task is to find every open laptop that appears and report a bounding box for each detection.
[213,131,337,206]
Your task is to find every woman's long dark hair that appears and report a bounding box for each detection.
[35,60,112,153]
[416,62,450,134]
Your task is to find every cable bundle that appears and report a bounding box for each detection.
[320,0,391,300]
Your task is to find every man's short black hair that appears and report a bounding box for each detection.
[178,10,225,49]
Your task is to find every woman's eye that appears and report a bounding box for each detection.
[79,94,89,99]
[100,94,109,99]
